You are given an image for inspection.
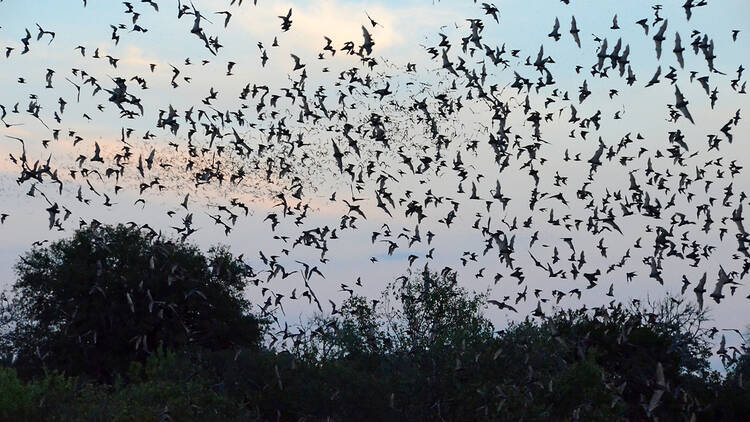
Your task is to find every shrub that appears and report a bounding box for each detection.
[0,367,35,421]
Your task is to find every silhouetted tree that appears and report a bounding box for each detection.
[2,224,262,381]
[384,267,493,353]
[2,258,747,421]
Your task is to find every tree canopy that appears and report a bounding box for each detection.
[0,226,748,420]
[1,223,262,381]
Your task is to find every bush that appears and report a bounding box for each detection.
[0,367,35,421]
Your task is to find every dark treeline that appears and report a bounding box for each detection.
[0,225,748,421]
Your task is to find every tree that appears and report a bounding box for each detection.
[2,223,263,381]
[382,267,493,353]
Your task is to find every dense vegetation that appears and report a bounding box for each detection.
[0,225,748,421]
[0,224,262,382]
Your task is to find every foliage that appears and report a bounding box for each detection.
[0,367,34,421]
[1,237,748,420]
[383,268,494,352]
[0,351,257,422]
[2,224,263,381]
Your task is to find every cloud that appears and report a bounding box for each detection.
[119,44,162,71]
[231,0,458,57]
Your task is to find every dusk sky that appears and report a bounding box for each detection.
[1,0,749,367]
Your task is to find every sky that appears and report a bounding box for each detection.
[0,0,749,367]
